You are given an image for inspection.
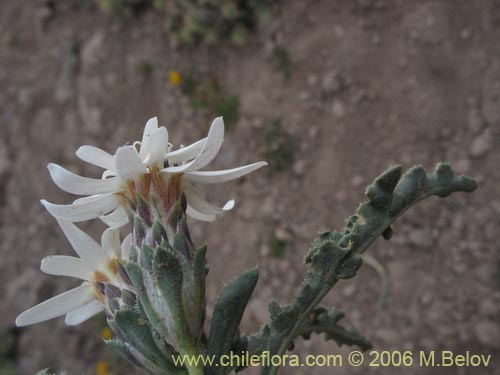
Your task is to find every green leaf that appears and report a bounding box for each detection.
[134,216,146,242]
[365,165,401,209]
[153,246,198,361]
[168,197,185,229]
[113,309,177,373]
[153,220,168,244]
[244,163,477,375]
[173,230,191,260]
[141,244,154,269]
[125,263,167,341]
[295,307,372,351]
[389,166,427,215]
[206,267,259,375]
[189,245,207,341]
[153,247,185,319]
[106,338,186,375]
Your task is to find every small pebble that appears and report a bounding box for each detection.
[469,129,493,158]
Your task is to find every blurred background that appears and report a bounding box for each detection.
[0,0,499,374]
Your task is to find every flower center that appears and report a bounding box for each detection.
[91,258,124,302]
[117,167,184,220]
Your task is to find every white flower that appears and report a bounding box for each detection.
[15,221,132,327]
[41,117,267,225]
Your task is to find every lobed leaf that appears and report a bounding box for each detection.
[246,163,477,375]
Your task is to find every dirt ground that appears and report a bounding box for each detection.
[1,0,499,374]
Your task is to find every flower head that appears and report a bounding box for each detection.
[41,117,266,226]
[15,221,132,326]
[168,70,182,87]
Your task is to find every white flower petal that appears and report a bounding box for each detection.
[65,300,103,326]
[56,220,109,269]
[114,146,148,181]
[102,170,118,179]
[184,161,268,184]
[73,195,103,205]
[76,146,116,171]
[41,255,93,281]
[166,137,206,164]
[183,185,234,215]
[120,233,133,261]
[41,194,120,222]
[15,284,94,327]
[47,164,121,195]
[144,127,168,166]
[186,205,216,222]
[161,117,224,173]
[99,206,129,228]
[139,117,159,160]
[101,228,121,258]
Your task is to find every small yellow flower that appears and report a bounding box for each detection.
[101,327,113,340]
[168,70,182,87]
[96,360,110,375]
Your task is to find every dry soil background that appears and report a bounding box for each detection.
[0,0,499,374]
